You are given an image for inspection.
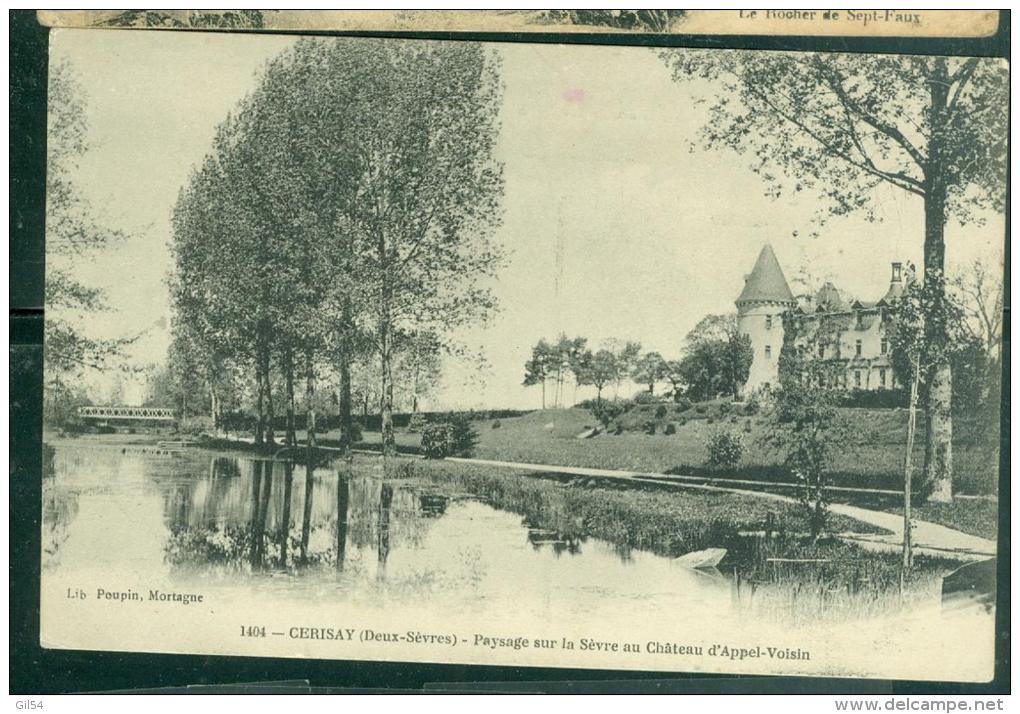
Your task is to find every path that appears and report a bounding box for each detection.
[440,456,996,561]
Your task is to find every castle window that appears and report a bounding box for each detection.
[855,339,862,357]
[764,345,772,360]
[879,368,887,387]
[854,370,862,387]
[880,338,888,355]
[765,315,773,330]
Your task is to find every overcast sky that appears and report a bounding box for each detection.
[50,29,1005,409]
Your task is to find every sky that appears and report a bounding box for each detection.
[49,29,1005,409]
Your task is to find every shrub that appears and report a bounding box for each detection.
[706,416,715,425]
[406,412,428,433]
[654,404,669,419]
[744,419,753,433]
[643,421,657,435]
[706,430,743,469]
[632,391,662,405]
[673,395,693,411]
[591,399,632,428]
[838,388,908,409]
[421,415,478,459]
[178,416,215,437]
[695,404,708,415]
[664,422,677,435]
[719,402,732,415]
[613,423,624,435]
[491,419,501,429]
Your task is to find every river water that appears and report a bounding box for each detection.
[43,442,734,617]
[39,440,995,681]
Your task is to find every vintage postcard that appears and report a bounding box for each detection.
[41,28,1006,681]
[37,9,1000,39]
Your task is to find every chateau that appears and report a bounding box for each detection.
[735,244,907,397]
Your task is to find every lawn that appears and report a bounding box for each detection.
[331,407,998,496]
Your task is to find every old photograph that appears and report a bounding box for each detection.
[40,28,1006,681]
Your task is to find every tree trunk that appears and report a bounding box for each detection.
[255,359,265,446]
[284,349,297,449]
[380,337,396,461]
[300,460,313,564]
[541,380,545,409]
[265,361,277,448]
[922,58,953,503]
[338,348,353,453]
[280,460,294,568]
[305,352,317,452]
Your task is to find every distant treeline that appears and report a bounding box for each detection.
[218,408,532,434]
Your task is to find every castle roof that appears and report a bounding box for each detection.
[815,282,845,311]
[736,244,795,305]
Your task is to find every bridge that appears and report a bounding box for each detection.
[78,406,176,423]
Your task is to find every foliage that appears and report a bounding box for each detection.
[406,412,428,433]
[44,60,132,377]
[706,430,744,469]
[677,315,753,401]
[421,415,479,459]
[590,399,632,429]
[660,48,1007,500]
[170,38,506,453]
[177,416,216,437]
[42,378,93,431]
[630,351,668,395]
[540,9,686,32]
[762,314,858,538]
[573,348,620,403]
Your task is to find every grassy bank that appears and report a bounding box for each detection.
[339,407,997,496]
[409,458,885,558]
[407,457,953,624]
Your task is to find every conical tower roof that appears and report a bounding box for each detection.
[736,244,795,305]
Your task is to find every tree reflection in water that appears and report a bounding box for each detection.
[161,454,448,578]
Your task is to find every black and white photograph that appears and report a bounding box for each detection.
[37,25,1006,683]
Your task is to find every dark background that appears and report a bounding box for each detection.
[9,8,1010,694]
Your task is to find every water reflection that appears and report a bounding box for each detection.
[43,443,733,617]
[154,456,449,576]
[41,442,957,628]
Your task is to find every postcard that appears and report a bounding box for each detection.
[40,27,1005,681]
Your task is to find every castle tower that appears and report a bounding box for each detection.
[735,244,797,397]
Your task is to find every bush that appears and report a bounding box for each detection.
[591,399,632,428]
[406,412,428,433]
[719,402,732,415]
[421,415,478,459]
[706,416,714,425]
[664,422,677,435]
[706,430,743,469]
[178,416,215,437]
[632,391,662,405]
[695,404,708,415]
[672,395,693,411]
[644,421,657,435]
[654,404,669,419]
[491,419,501,429]
[837,388,909,409]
